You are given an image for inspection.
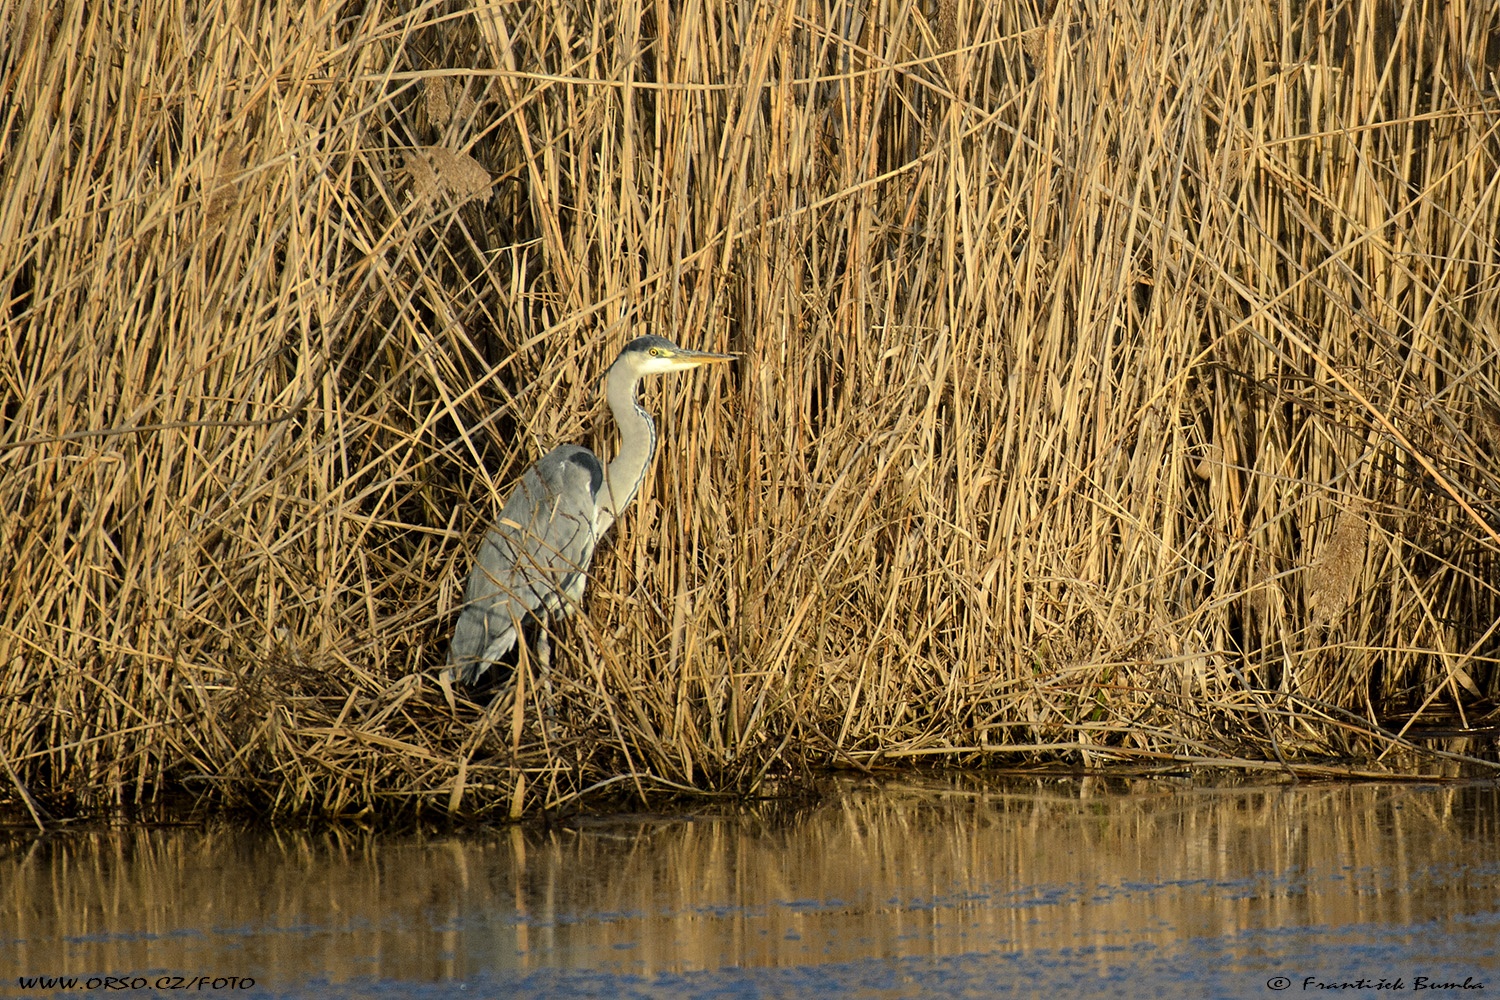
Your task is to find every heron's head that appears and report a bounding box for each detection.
[615,335,735,376]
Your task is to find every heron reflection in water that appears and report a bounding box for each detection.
[444,336,734,690]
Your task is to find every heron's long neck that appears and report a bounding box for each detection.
[600,364,656,531]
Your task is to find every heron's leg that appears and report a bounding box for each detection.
[535,626,560,742]
[536,625,551,675]
[537,626,556,701]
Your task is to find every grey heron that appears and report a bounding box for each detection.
[444,335,734,687]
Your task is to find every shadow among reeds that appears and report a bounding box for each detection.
[2,0,1500,819]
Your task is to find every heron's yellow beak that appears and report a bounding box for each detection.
[668,349,736,369]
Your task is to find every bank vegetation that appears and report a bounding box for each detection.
[3,0,1500,821]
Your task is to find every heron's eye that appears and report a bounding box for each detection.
[648,347,661,357]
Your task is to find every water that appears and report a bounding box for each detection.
[5,775,1499,999]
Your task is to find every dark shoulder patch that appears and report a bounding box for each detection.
[558,445,604,498]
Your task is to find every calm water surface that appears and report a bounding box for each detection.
[5,775,1499,999]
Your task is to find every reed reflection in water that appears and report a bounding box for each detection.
[5,777,1499,998]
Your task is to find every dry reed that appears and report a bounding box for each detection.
[2,0,1499,821]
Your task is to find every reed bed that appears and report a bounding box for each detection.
[2,0,1499,821]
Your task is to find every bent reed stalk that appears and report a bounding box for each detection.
[3,0,1499,820]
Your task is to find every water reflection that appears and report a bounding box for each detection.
[5,776,1499,998]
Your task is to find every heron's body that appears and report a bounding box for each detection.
[445,336,732,686]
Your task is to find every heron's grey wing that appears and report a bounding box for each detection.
[446,445,603,684]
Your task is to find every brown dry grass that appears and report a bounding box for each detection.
[3,0,1500,821]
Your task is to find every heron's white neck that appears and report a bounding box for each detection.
[599,362,656,534]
